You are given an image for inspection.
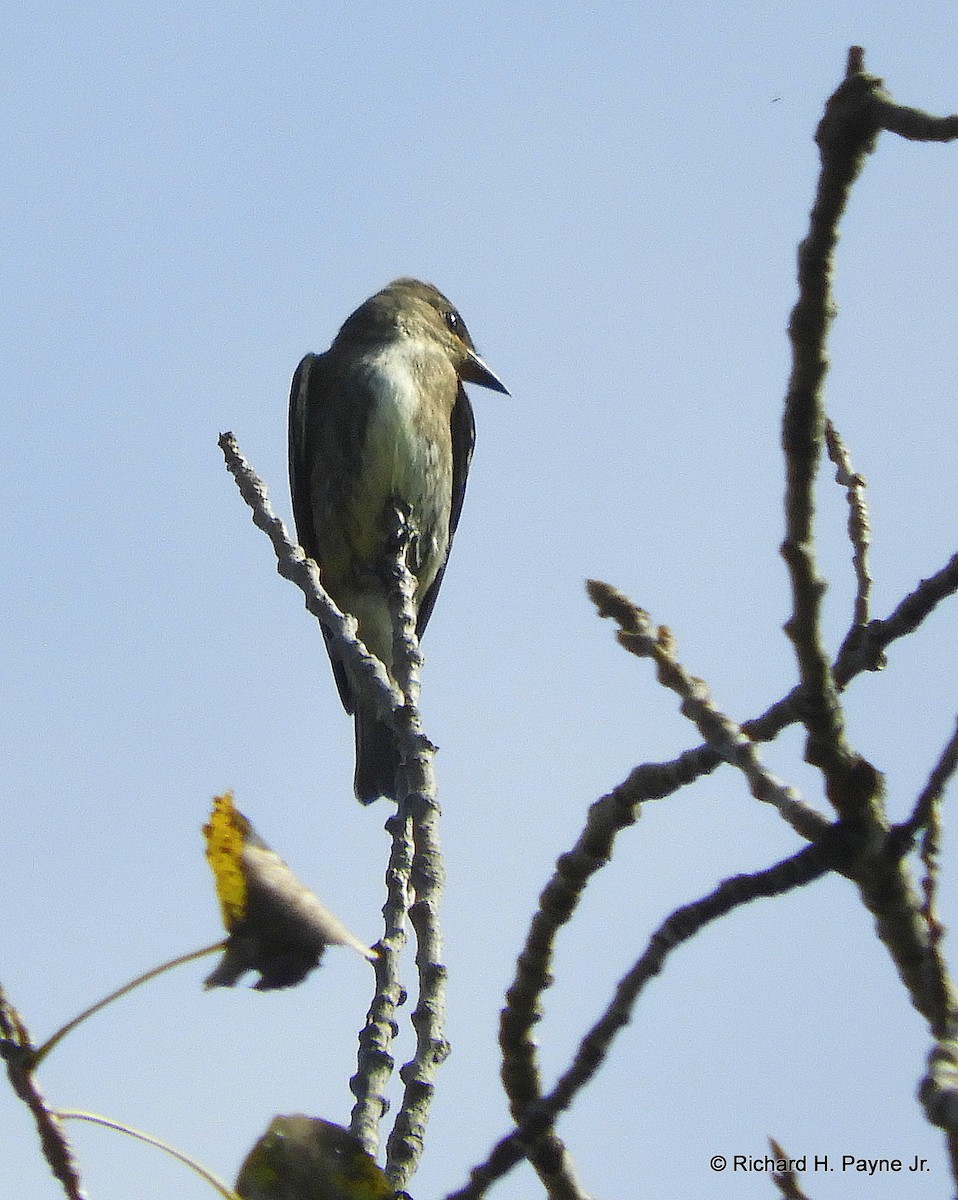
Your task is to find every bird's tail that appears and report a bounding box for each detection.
[353,707,401,804]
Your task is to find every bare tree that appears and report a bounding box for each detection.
[4,46,958,1200]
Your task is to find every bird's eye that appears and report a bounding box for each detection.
[443,307,472,345]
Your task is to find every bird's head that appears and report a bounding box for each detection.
[339,277,509,394]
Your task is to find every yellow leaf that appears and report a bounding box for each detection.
[203,792,249,928]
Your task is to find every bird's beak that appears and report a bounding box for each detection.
[460,349,509,395]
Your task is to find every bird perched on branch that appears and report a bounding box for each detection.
[289,278,507,803]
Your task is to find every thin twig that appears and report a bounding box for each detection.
[218,432,403,729]
[835,551,958,687]
[920,797,946,953]
[768,1137,812,1200]
[899,718,958,845]
[587,580,828,842]
[893,719,958,965]
[825,417,872,636]
[612,550,958,808]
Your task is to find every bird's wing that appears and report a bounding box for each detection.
[288,352,324,558]
[416,385,476,637]
[288,351,356,713]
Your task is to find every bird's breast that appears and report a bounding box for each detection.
[357,348,451,496]
[352,341,455,575]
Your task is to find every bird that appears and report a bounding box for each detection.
[288,278,507,803]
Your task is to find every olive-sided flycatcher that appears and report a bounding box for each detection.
[288,278,507,803]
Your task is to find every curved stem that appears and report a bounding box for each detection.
[31,942,224,1066]
[56,1110,238,1199]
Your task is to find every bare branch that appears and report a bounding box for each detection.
[780,52,881,805]
[768,1137,812,1200]
[879,105,958,142]
[891,719,958,1011]
[825,418,873,635]
[456,845,833,1200]
[495,575,828,1195]
[499,781,633,1199]
[899,719,958,845]
[780,47,957,811]
[0,987,86,1200]
[218,431,403,729]
[220,440,453,1181]
[587,580,829,842]
[921,1041,958,1134]
[611,551,958,813]
[382,505,450,1193]
[500,789,638,1114]
[350,809,412,1155]
[834,552,958,687]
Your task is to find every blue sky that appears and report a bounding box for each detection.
[4,5,958,1198]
